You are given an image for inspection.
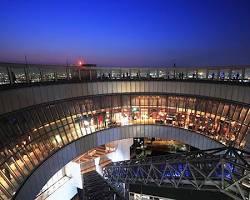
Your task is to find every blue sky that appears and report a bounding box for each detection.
[0,0,250,66]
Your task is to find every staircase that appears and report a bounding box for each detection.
[82,171,124,200]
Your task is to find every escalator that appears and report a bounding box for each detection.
[82,171,124,200]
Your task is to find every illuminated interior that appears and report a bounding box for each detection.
[0,94,249,199]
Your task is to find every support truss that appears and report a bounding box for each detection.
[103,147,250,200]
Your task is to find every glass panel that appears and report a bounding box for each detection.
[149,69,157,78]
[12,67,27,83]
[187,69,196,78]
[158,69,166,78]
[245,67,250,80]
[239,108,248,123]
[0,66,10,84]
[197,69,206,79]
[231,69,242,80]
[41,67,55,81]
[56,68,67,80]
[111,69,121,79]
[130,69,139,78]
[208,69,218,79]
[29,66,41,83]
[244,110,250,125]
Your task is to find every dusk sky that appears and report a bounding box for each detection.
[0,0,250,66]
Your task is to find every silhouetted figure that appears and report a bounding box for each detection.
[108,73,111,79]
[236,73,240,80]
[211,73,215,80]
[11,71,16,83]
[221,72,225,80]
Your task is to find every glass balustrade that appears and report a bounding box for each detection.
[0,62,250,86]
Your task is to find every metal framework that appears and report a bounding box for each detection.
[103,147,250,200]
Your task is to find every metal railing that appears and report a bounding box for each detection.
[1,62,250,86]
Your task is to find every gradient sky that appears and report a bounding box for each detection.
[0,0,250,66]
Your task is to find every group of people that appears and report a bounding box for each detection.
[8,70,243,84]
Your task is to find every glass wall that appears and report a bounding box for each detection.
[0,94,249,199]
